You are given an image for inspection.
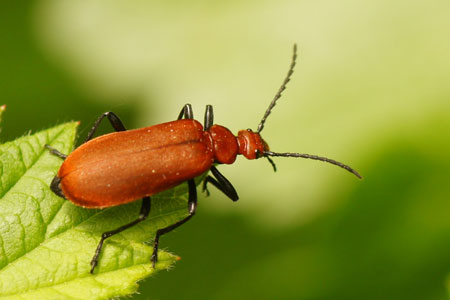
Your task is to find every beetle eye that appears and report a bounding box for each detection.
[255,149,265,158]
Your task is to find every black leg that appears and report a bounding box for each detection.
[151,179,197,267]
[45,145,68,199]
[202,166,239,201]
[84,112,127,143]
[202,175,218,197]
[204,105,213,130]
[45,144,67,159]
[90,197,151,274]
[46,112,126,157]
[177,104,194,120]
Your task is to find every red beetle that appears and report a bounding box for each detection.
[46,44,361,274]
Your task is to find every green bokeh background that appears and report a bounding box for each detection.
[1,1,449,299]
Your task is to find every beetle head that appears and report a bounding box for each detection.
[236,129,269,160]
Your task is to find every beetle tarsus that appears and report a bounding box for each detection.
[45,144,67,159]
[151,244,158,268]
[202,179,211,197]
[90,239,104,274]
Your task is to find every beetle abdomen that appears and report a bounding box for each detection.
[58,119,214,208]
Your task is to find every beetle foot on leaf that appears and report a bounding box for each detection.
[151,250,158,268]
[90,258,98,274]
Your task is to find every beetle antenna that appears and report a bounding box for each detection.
[264,151,362,179]
[257,44,298,133]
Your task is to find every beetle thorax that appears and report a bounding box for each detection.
[207,125,239,164]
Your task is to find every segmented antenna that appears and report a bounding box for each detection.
[264,151,362,179]
[257,44,298,133]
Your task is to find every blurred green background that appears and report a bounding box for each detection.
[1,0,449,299]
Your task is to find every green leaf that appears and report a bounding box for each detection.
[0,121,189,299]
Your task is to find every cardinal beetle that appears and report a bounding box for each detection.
[46,44,361,274]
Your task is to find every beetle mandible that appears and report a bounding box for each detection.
[46,44,361,274]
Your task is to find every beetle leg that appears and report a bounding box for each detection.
[201,176,214,197]
[177,104,194,120]
[202,175,238,201]
[206,166,239,201]
[45,144,69,199]
[90,196,151,274]
[151,179,197,268]
[84,112,127,143]
[45,144,68,159]
[204,105,213,130]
